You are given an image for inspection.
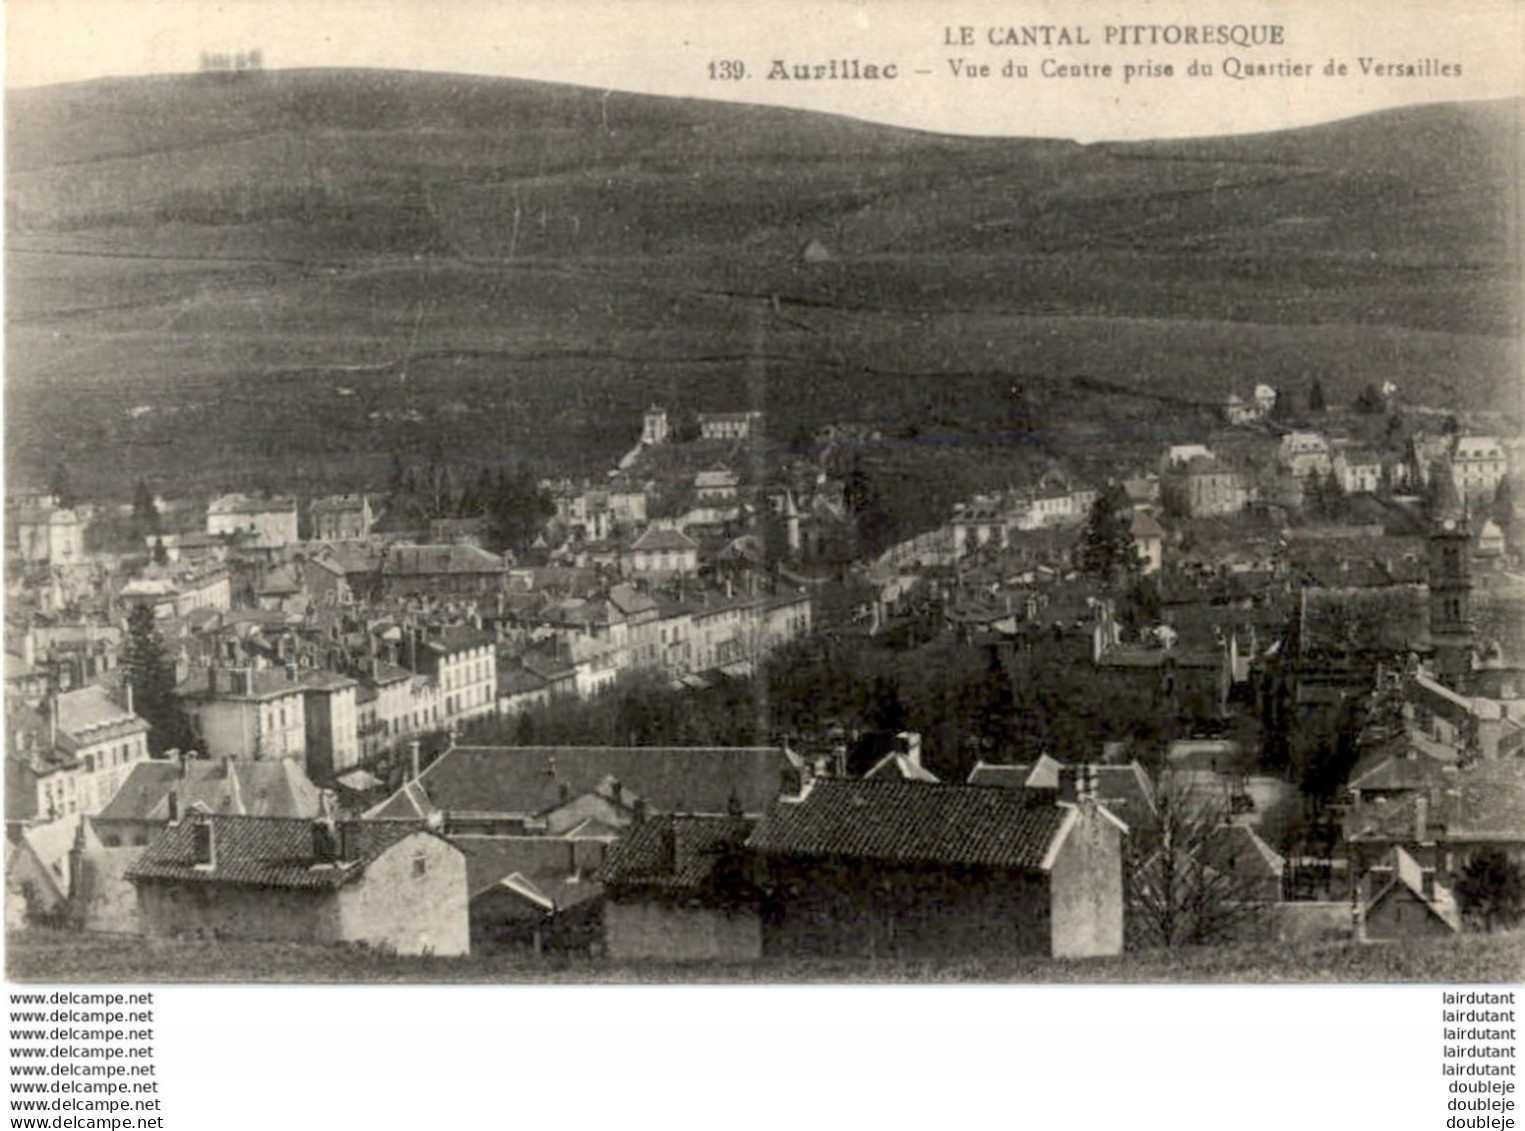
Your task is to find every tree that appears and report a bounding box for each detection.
[1303,468,1326,519]
[1455,850,1525,931]
[1076,483,1139,582]
[1120,573,1162,633]
[1427,458,1462,520]
[1125,773,1274,949]
[843,455,893,556]
[1353,383,1386,414]
[121,606,192,755]
[1321,467,1346,522]
[49,462,75,509]
[867,674,907,732]
[486,464,555,553]
[1307,377,1327,413]
[1269,386,1296,421]
[1492,477,1516,530]
[132,478,160,536]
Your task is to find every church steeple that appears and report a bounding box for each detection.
[1428,513,1473,688]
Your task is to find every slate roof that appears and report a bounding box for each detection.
[454,835,600,899]
[256,566,302,596]
[1346,762,1525,845]
[423,625,495,654]
[630,527,699,553]
[1296,585,1430,656]
[176,666,306,702]
[365,744,790,821]
[1203,823,1284,882]
[967,759,1155,823]
[55,685,145,740]
[967,762,1030,788]
[310,495,369,514]
[96,757,323,823]
[383,544,504,576]
[1347,744,1453,794]
[1368,846,1461,932]
[126,816,430,889]
[746,780,1071,872]
[863,753,940,783]
[208,493,296,516]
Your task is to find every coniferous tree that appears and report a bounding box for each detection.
[1322,468,1345,522]
[1492,477,1516,529]
[122,606,191,755]
[1269,387,1296,421]
[49,462,75,509]
[132,478,160,536]
[1353,383,1386,414]
[1076,483,1139,582]
[1307,378,1327,413]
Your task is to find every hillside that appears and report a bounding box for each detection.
[5,70,1520,496]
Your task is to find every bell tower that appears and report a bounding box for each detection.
[1428,515,1473,688]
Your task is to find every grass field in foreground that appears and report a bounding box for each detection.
[6,928,1522,985]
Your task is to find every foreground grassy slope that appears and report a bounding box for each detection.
[7,927,1522,985]
[5,71,1519,496]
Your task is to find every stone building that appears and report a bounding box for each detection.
[129,814,469,956]
[746,777,1126,959]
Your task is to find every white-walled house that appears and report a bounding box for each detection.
[129,815,469,956]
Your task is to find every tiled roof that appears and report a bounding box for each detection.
[746,780,1070,872]
[126,816,429,889]
[365,744,788,821]
[597,815,754,891]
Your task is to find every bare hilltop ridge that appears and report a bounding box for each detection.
[5,69,1520,496]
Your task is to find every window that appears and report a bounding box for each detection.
[413,852,428,878]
